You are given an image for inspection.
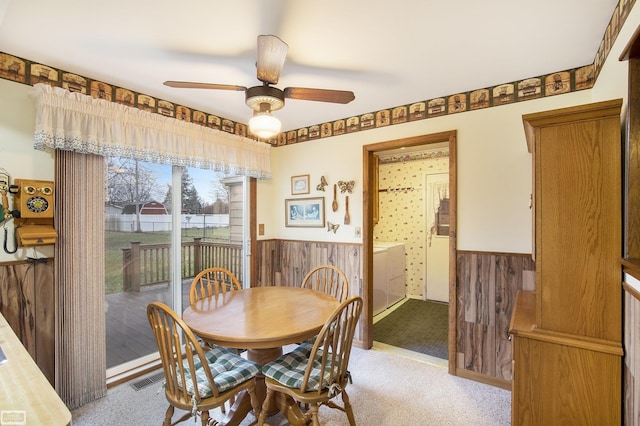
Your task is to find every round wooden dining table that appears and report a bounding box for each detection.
[182,286,340,425]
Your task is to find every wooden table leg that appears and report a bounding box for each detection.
[220,347,285,425]
[222,389,307,426]
[247,347,283,365]
[274,393,308,426]
[247,347,282,417]
[221,390,253,426]
[219,348,281,425]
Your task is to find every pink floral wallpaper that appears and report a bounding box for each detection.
[374,149,449,298]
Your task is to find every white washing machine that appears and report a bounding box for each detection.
[385,243,406,307]
[373,242,406,315]
[373,246,388,316]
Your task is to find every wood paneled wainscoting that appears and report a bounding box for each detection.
[456,251,535,388]
[257,241,535,387]
[0,259,55,384]
[255,239,362,340]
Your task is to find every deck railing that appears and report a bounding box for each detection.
[122,237,243,291]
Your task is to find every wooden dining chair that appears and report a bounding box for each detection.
[189,267,242,305]
[146,301,261,426]
[257,296,363,426]
[300,265,349,302]
[188,267,245,413]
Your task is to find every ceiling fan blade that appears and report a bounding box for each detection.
[164,81,247,91]
[256,35,288,85]
[284,87,355,104]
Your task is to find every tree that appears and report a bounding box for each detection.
[161,169,204,214]
[208,173,229,202]
[106,157,166,232]
[162,184,172,211]
[212,198,229,214]
[106,157,164,205]
[201,198,229,214]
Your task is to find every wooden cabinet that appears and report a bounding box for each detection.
[0,261,55,385]
[510,99,623,425]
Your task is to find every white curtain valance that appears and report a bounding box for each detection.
[30,84,272,179]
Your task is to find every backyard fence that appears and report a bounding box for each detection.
[105,214,229,233]
[122,237,243,291]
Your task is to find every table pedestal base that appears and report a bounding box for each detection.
[248,347,282,416]
[271,392,308,426]
[220,347,283,425]
[223,390,308,426]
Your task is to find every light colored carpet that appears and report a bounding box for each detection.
[71,345,511,425]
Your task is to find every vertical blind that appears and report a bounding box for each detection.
[54,151,106,408]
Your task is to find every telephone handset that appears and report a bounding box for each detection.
[0,170,17,253]
[0,170,10,221]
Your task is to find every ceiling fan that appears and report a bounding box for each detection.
[164,35,356,139]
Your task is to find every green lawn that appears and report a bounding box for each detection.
[105,227,230,294]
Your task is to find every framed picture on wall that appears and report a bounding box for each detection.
[291,174,310,195]
[285,197,325,227]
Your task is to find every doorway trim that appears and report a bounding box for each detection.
[362,130,457,375]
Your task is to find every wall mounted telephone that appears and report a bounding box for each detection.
[13,179,57,247]
[0,175,57,251]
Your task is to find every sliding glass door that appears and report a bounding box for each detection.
[104,157,245,376]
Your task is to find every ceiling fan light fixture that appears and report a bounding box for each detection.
[249,110,281,139]
[164,35,355,128]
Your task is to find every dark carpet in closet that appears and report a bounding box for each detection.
[373,298,448,359]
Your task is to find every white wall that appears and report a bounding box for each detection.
[0,80,54,261]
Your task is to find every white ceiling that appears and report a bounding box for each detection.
[0,0,620,133]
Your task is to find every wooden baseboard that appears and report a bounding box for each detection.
[455,367,512,391]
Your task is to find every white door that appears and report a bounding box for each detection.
[425,173,449,302]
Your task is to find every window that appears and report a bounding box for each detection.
[436,198,450,236]
[104,157,245,374]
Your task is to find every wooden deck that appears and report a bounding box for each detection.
[105,280,191,369]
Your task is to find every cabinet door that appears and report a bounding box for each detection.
[512,336,620,425]
[535,117,621,340]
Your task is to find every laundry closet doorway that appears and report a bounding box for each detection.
[363,130,457,375]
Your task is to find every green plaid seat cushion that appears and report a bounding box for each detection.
[300,322,337,348]
[188,344,232,370]
[262,345,335,391]
[177,345,260,397]
[300,337,316,347]
[296,340,315,355]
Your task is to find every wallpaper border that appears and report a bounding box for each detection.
[0,0,633,147]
